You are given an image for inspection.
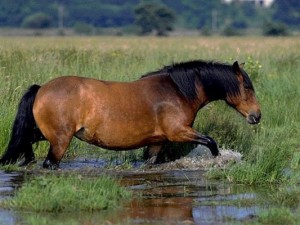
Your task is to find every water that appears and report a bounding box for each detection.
[119,170,259,224]
[0,162,261,225]
[0,171,23,225]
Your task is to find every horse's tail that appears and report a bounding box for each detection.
[0,85,41,166]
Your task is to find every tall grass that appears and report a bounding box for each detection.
[0,36,299,184]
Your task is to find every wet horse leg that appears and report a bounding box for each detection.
[144,144,163,164]
[43,135,73,170]
[195,135,219,156]
[170,127,220,157]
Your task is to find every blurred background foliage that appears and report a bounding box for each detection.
[0,0,299,36]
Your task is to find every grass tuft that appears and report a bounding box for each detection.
[2,174,131,212]
[258,207,297,225]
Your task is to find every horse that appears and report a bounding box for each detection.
[0,60,261,169]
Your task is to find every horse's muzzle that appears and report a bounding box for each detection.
[247,111,261,124]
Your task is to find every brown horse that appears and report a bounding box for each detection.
[0,60,261,169]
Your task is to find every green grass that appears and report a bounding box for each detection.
[2,174,131,212]
[0,36,299,186]
[257,207,299,225]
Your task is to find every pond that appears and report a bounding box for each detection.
[0,153,266,225]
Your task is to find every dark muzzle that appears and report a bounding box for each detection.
[247,111,261,124]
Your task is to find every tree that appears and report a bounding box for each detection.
[22,12,52,29]
[272,0,300,28]
[134,3,176,36]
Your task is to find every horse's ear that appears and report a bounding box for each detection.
[233,61,244,82]
[233,61,241,73]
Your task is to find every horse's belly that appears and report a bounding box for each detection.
[72,79,168,149]
[75,122,164,150]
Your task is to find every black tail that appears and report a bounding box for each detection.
[0,85,41,166]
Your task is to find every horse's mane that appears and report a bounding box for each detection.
[141,60,254,100]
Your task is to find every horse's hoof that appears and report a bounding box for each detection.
[145,156,157,165]
[43,159,59,170]
[142,156,158,169]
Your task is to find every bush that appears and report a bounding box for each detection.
[22,12,52,29]
[73,22,94,35]
[222,25,241,36]
[262,21,289,36]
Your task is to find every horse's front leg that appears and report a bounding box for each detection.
[192,134,220,157]
[170,127,220,157]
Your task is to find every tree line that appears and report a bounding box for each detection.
[0,0,298,35]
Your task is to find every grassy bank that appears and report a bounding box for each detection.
[0,36,299,185]
[2,174,131,212]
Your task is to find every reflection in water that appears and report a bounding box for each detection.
[0,166,260,224]
[119,170,259,224]
[0,171,24,225]
[193,205,257,224]
[0,171,23,199]
[0,210,18,225]
[126,197,194,223]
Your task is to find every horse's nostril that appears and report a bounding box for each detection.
[248,112,261,124]
[256,112,262,121]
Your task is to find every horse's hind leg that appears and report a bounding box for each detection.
[43,135,73,170]
[19,128,46,167]
[144,144,163,165]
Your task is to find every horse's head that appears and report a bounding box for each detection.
[226,61,261,124]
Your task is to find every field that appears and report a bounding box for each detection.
[0,36,300,223]
[0,36,300,183]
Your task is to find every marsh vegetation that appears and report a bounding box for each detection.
[0,36,299,224]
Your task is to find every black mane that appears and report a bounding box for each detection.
[141,60,254,101]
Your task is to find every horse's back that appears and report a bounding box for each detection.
[33,76,102,122]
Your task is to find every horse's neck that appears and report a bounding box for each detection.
[191,83,214,112]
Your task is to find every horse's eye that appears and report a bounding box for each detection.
[244,86,251,91]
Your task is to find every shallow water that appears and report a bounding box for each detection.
[0,158,263,225]
[0,171,23,225]
[119,170,259,225]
